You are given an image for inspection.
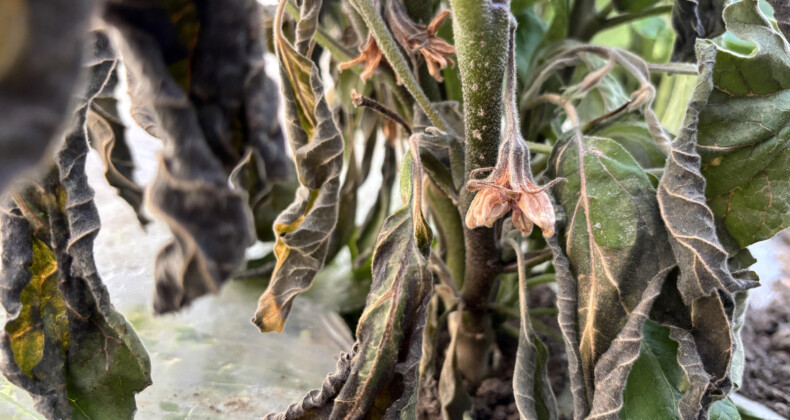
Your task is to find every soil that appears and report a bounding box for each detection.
[739,233,790,418]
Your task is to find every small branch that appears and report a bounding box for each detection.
[525,273,556,289]
[348,0,448,131]
[647,62,699,75]
[525,141,554,155]
[351,89,413,135]
[599,5,673,32]
[582,99,632,132]
[502,249,553,273]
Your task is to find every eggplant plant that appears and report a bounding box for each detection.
[0,0,789,418]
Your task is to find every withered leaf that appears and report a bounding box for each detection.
[505,237,558,420]
[656,42,757,305]
[670,0,728,62]
[252,0,344,332]
[1,35,151,419]
[768,0,790,41]
[548,132,675,412]
[0,0,94,194]
[330,151,433,419]
[87,59,149,226]
[104,0,288,312]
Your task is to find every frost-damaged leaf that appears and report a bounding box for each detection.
[87,59,149,226]
[622,320,710,420]
[546,235,586,420]
[104,0,292,312]
[264,351,355,420]
[657,42,757,304]
[0,0,93,194]
[504,237,557,420]
[1,34,151,419]
[547,133,674,412]
[696,0,790,248]
[768,0,790,41]
[331,150,433,419]
[252,0,343,332]
[670,0,727,62]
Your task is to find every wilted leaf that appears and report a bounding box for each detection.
[670,0,727,62]
[657,42,757,304]
[265,352,355,420]
[439,312,472,420]
[1,36,151,418]
[546,235,586,420]
[253,0,344,332]
[695,0,790,248]
[504,237,557,420]
[768,0,790,41]
[87,60,149,226]
[331,151,433,419]
[548,133,675,410]
[104,0,290,312]
[0,0,94,194]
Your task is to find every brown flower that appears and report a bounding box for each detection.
[386,2,456,82]
[465,138,560,238]
[338,34,383,82]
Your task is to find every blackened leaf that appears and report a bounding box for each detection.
[87,65,149,226]
[505,238,557,420]
[622,321,710,420]
[670,0,728,62]
[548,133,674,409]
[546,235,586,420]
[657,42,756,304]
[265,352,355,420]
[104,0,277,312]
[1,37,151,419]
[330,152,433,419]
[0,0,94,194]
[768,0,790,41]
[253,0,344,332]
[697,0,790,248]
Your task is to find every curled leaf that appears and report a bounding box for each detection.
[253,0,344,332]
[0,0,94,194]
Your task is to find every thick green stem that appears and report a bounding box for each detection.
[450,0,511,387]
[348,0,448,131]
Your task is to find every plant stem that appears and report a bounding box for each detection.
[348,0,448,131]
[450,0,511,387]
[526,273,556,289]
[647,62,699,75]
[598,5,673,32]
[525,141,554,155]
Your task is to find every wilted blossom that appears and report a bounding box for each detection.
[465,20,561,238]
[465,136,561,237]
[338,34,383,82]
[386,2,456,82]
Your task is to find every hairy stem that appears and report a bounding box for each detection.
[348,0,448,131]
[450,0,511,387]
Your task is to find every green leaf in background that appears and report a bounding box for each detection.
[548,133,675,414]
[253,0,344,332]
[698,0,790,248]
[0,0,94,195]
[589,116,667,170]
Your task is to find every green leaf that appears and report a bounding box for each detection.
[0,0,94,194]
[252,0,344,332]
[696,0,790,247]
[710,398,742,420]
[548,133,675,413]
[623,320,710,420]
[589,116,667,170]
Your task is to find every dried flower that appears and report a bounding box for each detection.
[466,139,560,237]
[338,34,383,82]
[465,19,561,238]
[386,2,456,82]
